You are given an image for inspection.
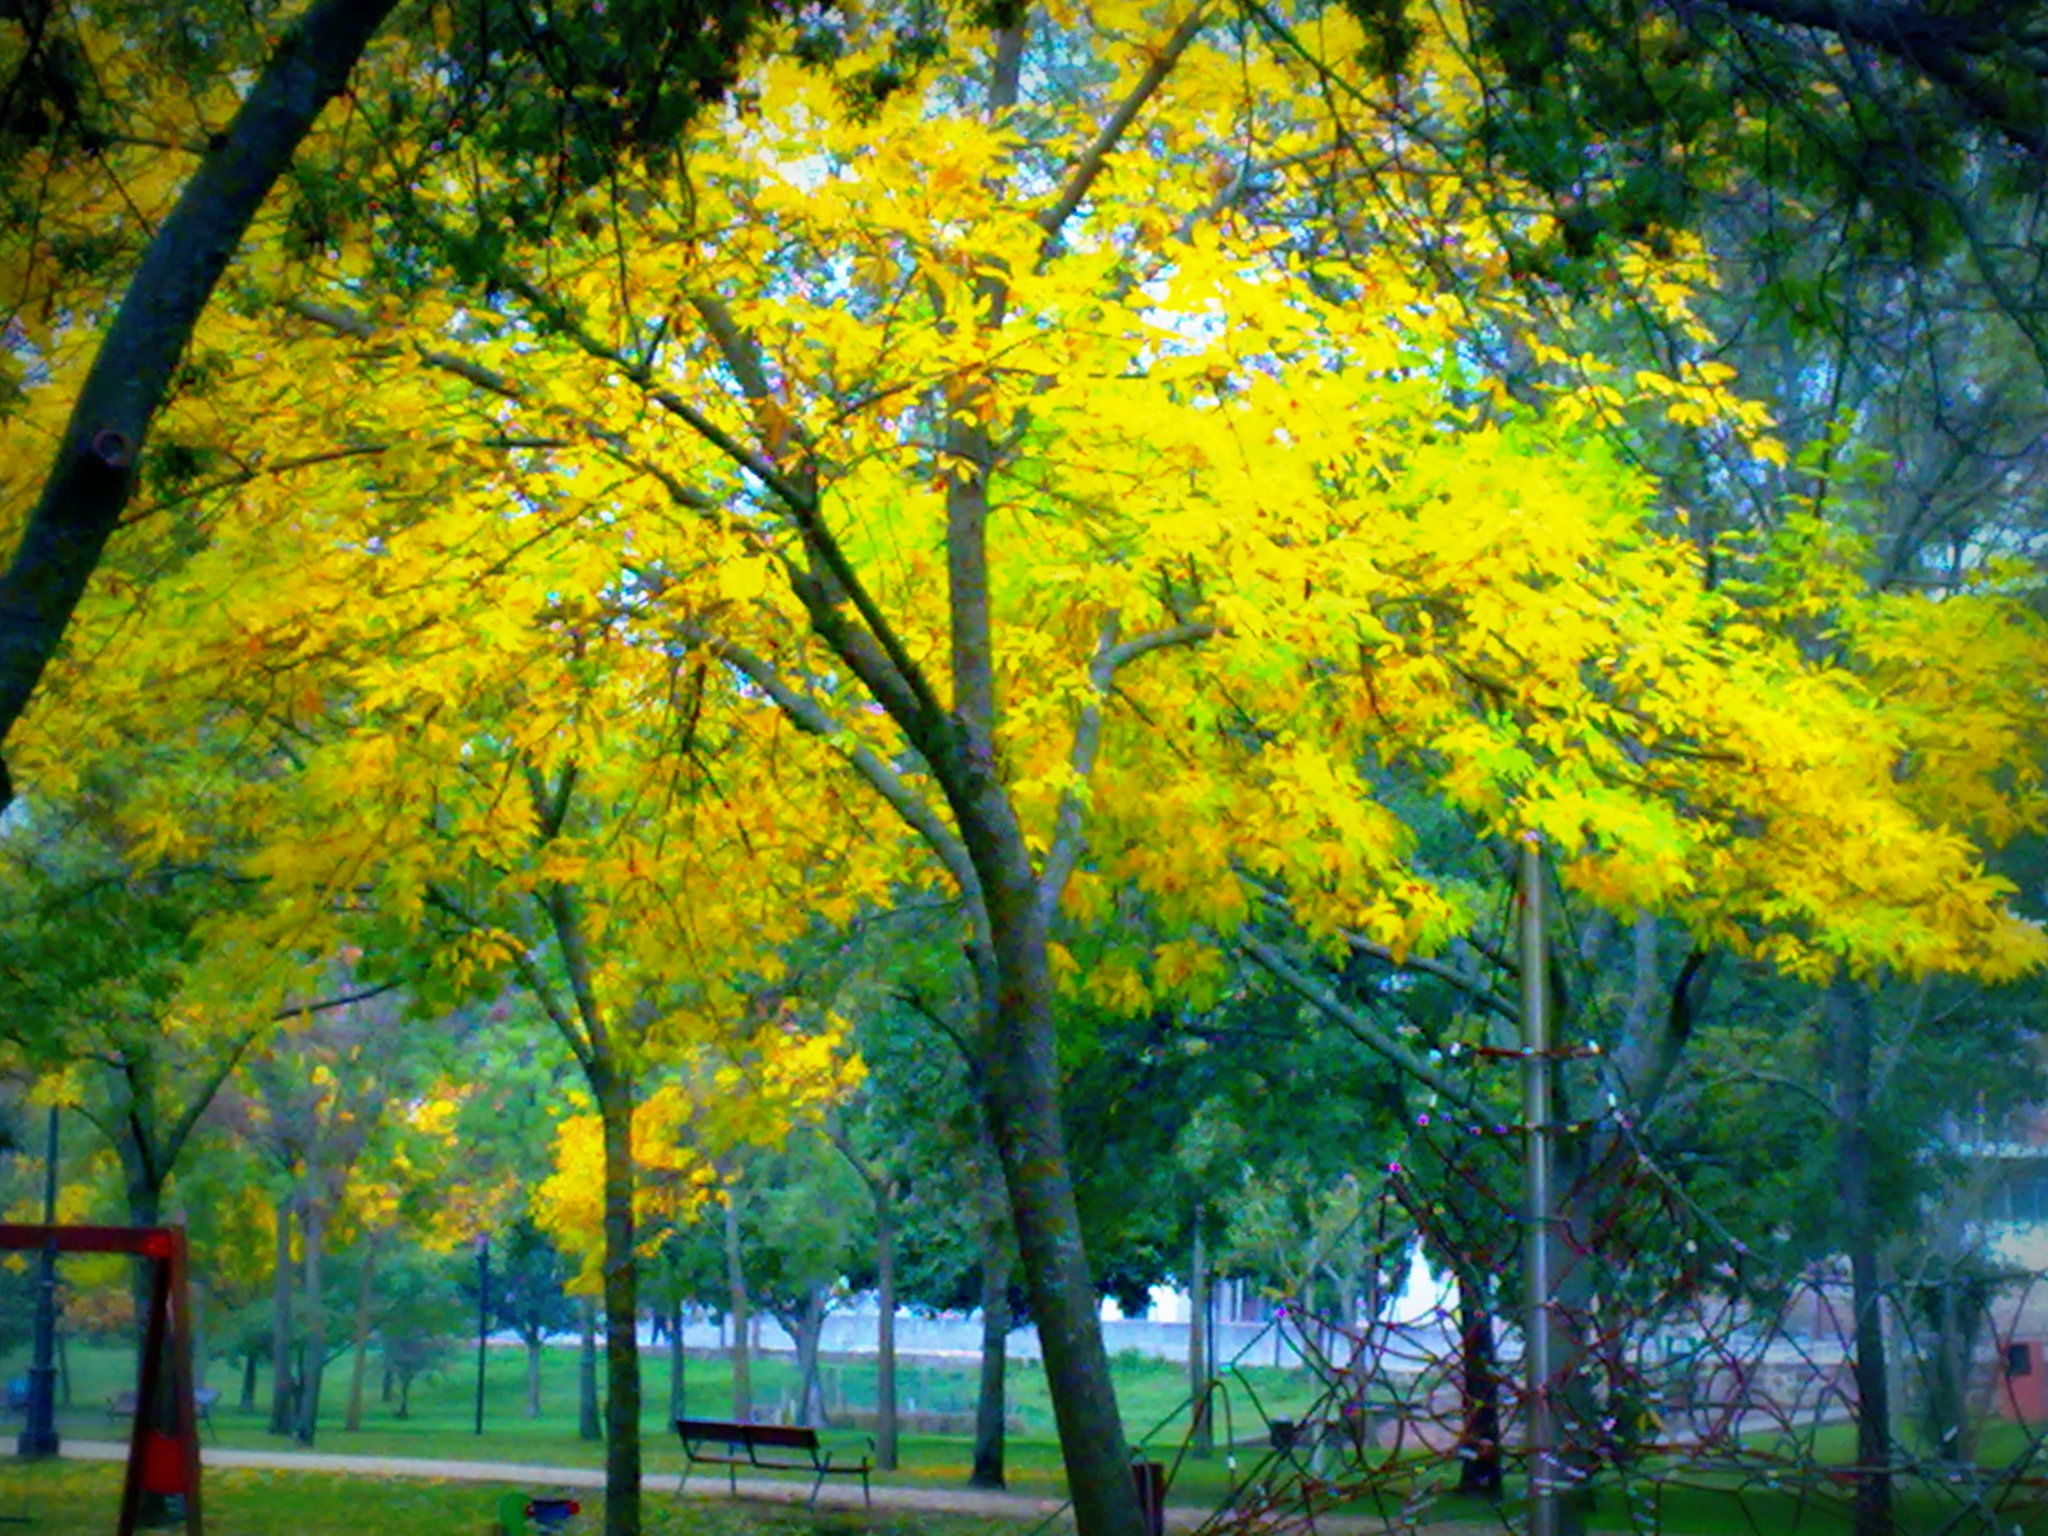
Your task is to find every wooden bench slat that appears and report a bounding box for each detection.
[674,1417,871,1510]
[105,1386,217,1438]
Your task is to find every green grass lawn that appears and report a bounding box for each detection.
[2,1454,2043,1536]
[0,1340,1327,1494]
[6,1340,2045,1533]
[0,1460,1025,1536]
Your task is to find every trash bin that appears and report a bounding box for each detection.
[497,1492,583,1536]
[1131,1457,1165,1536]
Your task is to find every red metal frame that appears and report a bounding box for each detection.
[0,1224,202,1536]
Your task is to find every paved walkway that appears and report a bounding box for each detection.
[59,1440,1506,1534]
[64,1440,1112,1528]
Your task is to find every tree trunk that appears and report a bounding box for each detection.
[527,1336,545,1419]
[1334,1253,1363,1408]
[875,1178,899,1469]
[972,873,1140,1536]
[1927,1271,1979,1464]
[188,1284,205,1396]
[122,1163,164,1337]
[127,1153,180,1529]
[240,1349,258,1414]
[268,1201,296,1437]
[794,1288,828,1426]
[592,1058,643,1536]
[295,1201,328,1444]
[918,314,1142,1532]
[667,1302,686,1424]
[1454,1266,1502,1501]
[971,1145,1012,1490]
[344,1234,380,1432]
[1189,1215,1212,1459]
[1832,978,1893,1536]
[1549,1133,1598,1535]
[723,1188,752,1423]
[578,1294,602,1443]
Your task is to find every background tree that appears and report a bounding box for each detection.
[0,794,259,1231]
[486,1220,578,1421]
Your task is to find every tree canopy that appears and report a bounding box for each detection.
[3,4,2046,1536]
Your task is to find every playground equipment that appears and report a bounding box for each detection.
[0,1224,203,1536]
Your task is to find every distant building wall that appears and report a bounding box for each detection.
[662,1309,1327,1366]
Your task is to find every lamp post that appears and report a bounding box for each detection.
[473,1233,490,1436]
[17,1105,59,1458]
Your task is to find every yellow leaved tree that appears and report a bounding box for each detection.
[7,3,2047,1533]
[242,12,2038,1529]
[11,328,883,1516]
[533,1006,864,1283]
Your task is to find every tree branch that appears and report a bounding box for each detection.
[675,623,984,912]
[1707,0,2048,158]
[288,299,713,511]
[1239,934,1485,1114]
[120,438,572,527]
[159,1026,264,1179]
[270,980,409,1021]
[1341,930,1520,1023]
[1104,620,1217,671]
[1244,875,1519,1021]
[1036,6,1213,248]
[1038,619,1216,924]
[0,0,404,797]
[424,884,591,1069]
[522,759,580,841]
[675,292,949,741]
[1613,945,1716,1121]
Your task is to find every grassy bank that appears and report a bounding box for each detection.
[0,1341,1311,1485]
[5,1342,2044,1533]
[0,1460,1024,1536]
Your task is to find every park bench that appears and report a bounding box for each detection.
[673,1417,872,1508]
[105,1386,217,1436]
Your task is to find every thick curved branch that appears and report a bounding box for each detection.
[0,0,403,792]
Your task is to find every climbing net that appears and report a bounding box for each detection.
[1158,1089,2048,1536]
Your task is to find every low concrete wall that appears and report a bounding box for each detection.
[659,1310,1442,1371]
